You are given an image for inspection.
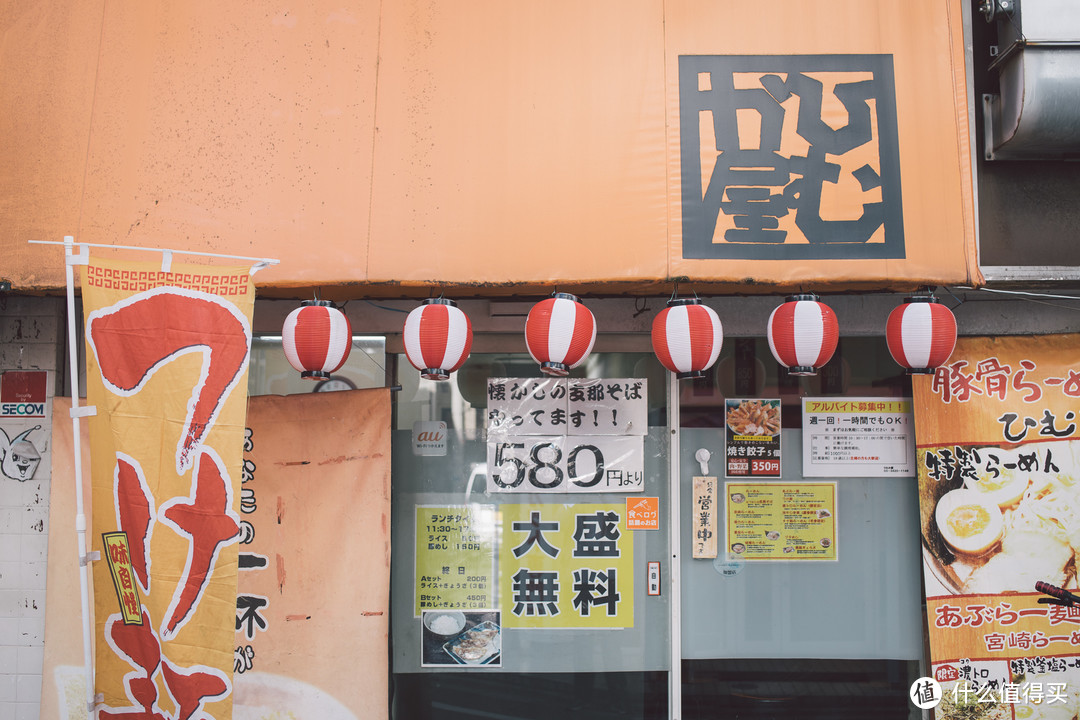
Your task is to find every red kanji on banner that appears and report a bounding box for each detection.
[100,609,229,720]
[86,288,252,473]
[159,448,241,640]
[115,453,155,593]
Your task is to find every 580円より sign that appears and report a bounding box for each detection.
[486,434,644,493]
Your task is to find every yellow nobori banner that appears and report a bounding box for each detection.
[84,256,254,720]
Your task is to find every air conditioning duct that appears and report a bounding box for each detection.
[982,0,1080,160]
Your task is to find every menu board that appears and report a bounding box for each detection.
[724,481,837,561]
[801,398,915,477]
[415,505,499,615]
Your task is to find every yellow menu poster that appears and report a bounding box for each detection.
[415,505,499,615]
[725,482,837,561]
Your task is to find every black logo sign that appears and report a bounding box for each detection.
[679,54,904,260]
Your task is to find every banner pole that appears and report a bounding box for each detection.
[62,236,98,719]
[29,239,279,273]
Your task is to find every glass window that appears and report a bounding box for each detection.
[247,335,386,396]
[251,324,928,718]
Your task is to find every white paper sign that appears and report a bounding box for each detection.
[485,378,648,493]
[486,378,648,437]
[801,398,914,477]
[486,433,644,493]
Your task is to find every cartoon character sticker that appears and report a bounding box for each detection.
[1,424,42,482]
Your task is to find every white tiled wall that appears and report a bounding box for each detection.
[0,296,62,720]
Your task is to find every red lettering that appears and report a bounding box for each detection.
[86,289,251,473]
[158,449,240,640]
[115,453,154,592]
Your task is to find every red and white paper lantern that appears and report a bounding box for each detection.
[403,298,473,380]
[282,300,353,379]
[525,293,596,376]
[766,294,839,376]
[886,296,957,374]
[651,298,723,380]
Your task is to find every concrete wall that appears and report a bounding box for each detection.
[0,296,63,720]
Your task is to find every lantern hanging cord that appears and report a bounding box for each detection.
[669,280,680,303]
[362,300,410,313]
[940,285,963,309]
[350,338,389,377]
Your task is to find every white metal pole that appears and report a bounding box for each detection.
[668,371,681,720]
[63,236,97,719]
[29,239,278,273]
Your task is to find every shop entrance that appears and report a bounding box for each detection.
[390,351,672,718]
[675,337,924,719]
[388,338,925,719]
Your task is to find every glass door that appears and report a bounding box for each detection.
[390,351,672,719]
[677,338,926,719]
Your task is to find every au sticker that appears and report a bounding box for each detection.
[413,421,448,456]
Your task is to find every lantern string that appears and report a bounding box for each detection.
[361,300,410,313]
[632,297,650,318]
[350,338,388,377]
[941,286,965,308]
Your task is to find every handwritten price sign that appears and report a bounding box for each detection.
[486,434,644,493]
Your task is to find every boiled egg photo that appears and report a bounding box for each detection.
[935,489,1004,556]
[964,465,1028,508]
